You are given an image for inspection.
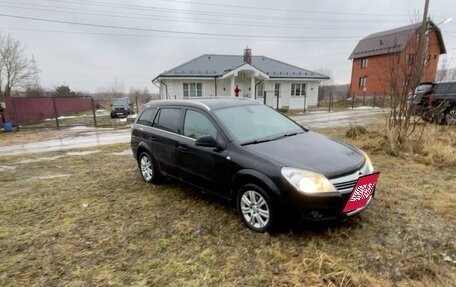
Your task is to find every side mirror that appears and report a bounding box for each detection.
[195,135,225,150]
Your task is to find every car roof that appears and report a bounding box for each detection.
[142,97,262,111]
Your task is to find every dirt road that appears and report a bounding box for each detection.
[0,108,386,155]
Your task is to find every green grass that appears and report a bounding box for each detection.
[0,127,455,286]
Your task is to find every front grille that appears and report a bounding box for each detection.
[333,179,357,191]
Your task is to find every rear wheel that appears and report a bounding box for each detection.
[138,152,161,183]
[445,108,456,125]
[237,184,274,232]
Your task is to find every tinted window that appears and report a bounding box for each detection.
[183,110,217,139]
[136,108,157,126]
[435,83,456,94]
[153,108,181,133]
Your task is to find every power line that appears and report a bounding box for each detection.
[0,13,363,39]
[60,0,411,17]
[0,1,404,30]
[46,0,406,23]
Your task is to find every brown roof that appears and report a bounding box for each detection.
[349,20,446,59]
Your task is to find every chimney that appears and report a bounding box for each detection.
[243,46,252,64]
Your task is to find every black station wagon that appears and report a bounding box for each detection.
[131,98,375,232]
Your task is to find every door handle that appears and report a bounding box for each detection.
[178,144,189,152]
[149,135,157,141]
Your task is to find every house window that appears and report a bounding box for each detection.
[359,77,366,88]
[291,83,306,96]
[407,54,415,65]
[361,58,368,69]
[183,83,202,98]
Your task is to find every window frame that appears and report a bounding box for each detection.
[291,83,307,97]
[182,109,219,140]
[359,76,367,88]
[136,108,158,127]
[360,58,368,69]
[183,82,203,98]
[152,107,183,134]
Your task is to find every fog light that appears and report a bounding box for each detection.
[310,210,323,219]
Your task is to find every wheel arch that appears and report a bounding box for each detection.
[135,142,151,160]
[230,169,281,201]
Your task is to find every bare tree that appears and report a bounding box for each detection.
[384,14,446,153]
[0,33,37,97]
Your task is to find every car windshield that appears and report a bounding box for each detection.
[213,104,305,145]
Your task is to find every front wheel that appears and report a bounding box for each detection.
[138,152,161,183]
[237,184,275,232]
[445,108,456,125]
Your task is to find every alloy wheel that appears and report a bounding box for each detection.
[240,190,270,229]
[445,110,456,125]
[140,155,153,182]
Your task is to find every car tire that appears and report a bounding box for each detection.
[237,184,275,232]
[138,152,161,183]
[110,113,115,119]
[445,108,456,125]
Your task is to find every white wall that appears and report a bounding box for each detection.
[160,78,321,109]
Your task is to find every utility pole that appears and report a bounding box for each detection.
[417,0,430,82]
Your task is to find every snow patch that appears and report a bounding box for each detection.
[66,150,100,156]
[27,174,71,181]
[0,165,16,172]
[18,156,64,164]
[112,149,132,156]
[352,106,382,110]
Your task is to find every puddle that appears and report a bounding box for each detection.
[0,165,16,171]
[17,155,64,164]
[112,149,132,156]
[66,150,100,156]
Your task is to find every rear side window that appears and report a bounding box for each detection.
[153,108,181,133]
[136,108,157,126]
[435,83,456,94]
[183,110,218,139]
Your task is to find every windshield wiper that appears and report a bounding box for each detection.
[242,131,304,146]
[271,131,304,141]
[282,131,304,138]
[241,138,274,146]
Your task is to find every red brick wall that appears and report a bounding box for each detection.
[0,96,94,125]
[349,29,442,97]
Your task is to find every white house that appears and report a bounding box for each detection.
[152,48,329,110]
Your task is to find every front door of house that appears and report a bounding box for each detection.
[272,83,282,109]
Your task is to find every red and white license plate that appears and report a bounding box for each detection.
[343,172,380,213]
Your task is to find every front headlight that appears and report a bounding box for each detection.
[281,167,336,194]
[361,151,374,173]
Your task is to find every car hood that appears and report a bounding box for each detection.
[244,131,365,178]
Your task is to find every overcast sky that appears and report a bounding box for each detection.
[1,0,455,93]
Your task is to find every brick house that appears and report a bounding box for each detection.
[349,20,446,97]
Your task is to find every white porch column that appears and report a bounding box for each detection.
[230,75,235,97]
[250,74,255,98]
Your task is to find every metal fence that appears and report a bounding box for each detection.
[0,96,97,128]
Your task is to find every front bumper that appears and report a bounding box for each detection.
[290,189,375,221]
[285,161,375,221]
